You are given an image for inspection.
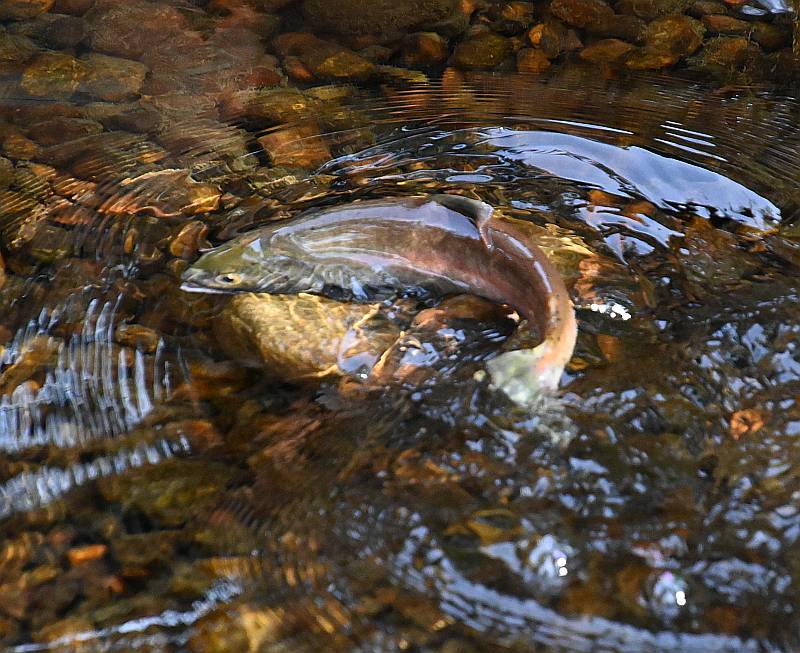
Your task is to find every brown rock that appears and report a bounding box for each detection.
[516,47,552,72]
[687,0,727,15]
[626,14,704,68]
[580,37,636,62]
[451,32,513,69]
[78,53,148,101]
[527,21,569,58]
[84,0,187,59]
[283,55,315,82]
[52,0,93,14]
[257,122,331,169]
[701,13,749,33]
[7,13,86,48]
[0,31,38,75]
[615,0,690,19]
[402,32,449,67]
[0,0,54,20]
[20,52,87,97]
[586,13,646,41]
[690,35,759,69]
[27,117,103,146]
[750,21,790,51]
[302,0,462,37]
[550,0,614,28]
[169,221,210,260]
[272,32,375,80]
[0,157,13,190]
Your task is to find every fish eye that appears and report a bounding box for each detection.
[215,273,242,285]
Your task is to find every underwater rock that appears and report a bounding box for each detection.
[220,86,317,125]
[20,52,86,97]
[527,20,577,58]
[26,116,103,146]
[750,21,790,51]
[516,47,552,73]
[615,0,691,19]
[215,293,399,381]
[0,0,54,20]
[302,0,462,38]
[78,53,148,101]
[0,157,13,190]
[625,14,704,68]
[0,31,38,74]
[7,13,86,48]
[51,0,92,14]
[257,122,332,168]
[701,13,750,34]
[689,35,760,70]
[550,0,615,28]
[402,32,450,67]
[580,37,637,62]
[84,0,187,59]
[451,32,513,69]
[272,32,376,80]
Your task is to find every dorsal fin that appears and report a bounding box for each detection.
[430,194,494,231]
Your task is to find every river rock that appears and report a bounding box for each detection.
[750,22,790,51]
[84,0,187,59]
[0,0,54,20]
[615,0,690,19]
[26,117,103,146]
[625,14,704,68]
[527,21,573,58]
[402,32,449,67]
[51,0,93,14]
[272,32,375,80]
[78,53,148,101]
[580,38,636,62]
[20,52,87,97]
[7,13,86,48]
[216,293,401,381]
[701,14,749,33]
[550,0,615,28]
[302,0,462,38]
[516,47,552,73]
[689,35,761,70]
[257,122,331,168]
[0,31,38,74]
[452,32,513,69]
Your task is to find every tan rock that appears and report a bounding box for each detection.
[257,122,331,169]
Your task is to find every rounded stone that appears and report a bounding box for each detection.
[451,32,513,69]
[302,0,461,37]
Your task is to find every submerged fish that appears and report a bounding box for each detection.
[181,195,577,403]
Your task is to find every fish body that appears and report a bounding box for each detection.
[182,195,577,402]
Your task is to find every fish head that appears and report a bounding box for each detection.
[181,235,313,295]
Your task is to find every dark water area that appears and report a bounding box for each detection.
[2,1,800,652]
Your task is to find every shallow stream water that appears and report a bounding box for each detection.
[2,14,800,653]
